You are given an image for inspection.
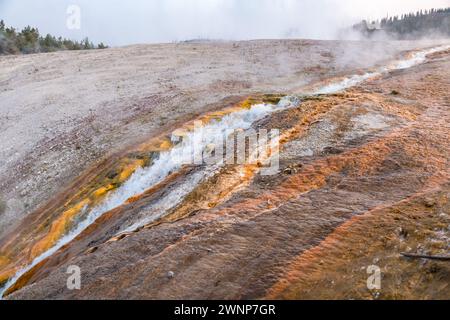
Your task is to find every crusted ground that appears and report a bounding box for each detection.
[0,39,442,235]
[4,46,450,300]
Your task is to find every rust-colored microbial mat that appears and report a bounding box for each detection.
[2,49,450,300]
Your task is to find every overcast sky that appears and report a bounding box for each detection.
[1,0,449,45]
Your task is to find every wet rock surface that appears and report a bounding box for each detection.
[5,47,450,299]
[0,39,442,235]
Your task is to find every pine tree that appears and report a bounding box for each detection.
[353,7,450,39]
[0,21,108,55]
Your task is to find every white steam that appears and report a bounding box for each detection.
[1,0,450,45]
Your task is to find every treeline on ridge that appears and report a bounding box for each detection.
[0,20,107,55]
[354,7,450,39]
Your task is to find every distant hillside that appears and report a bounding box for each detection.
[0,20,107,55]
[354,8,450,39]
